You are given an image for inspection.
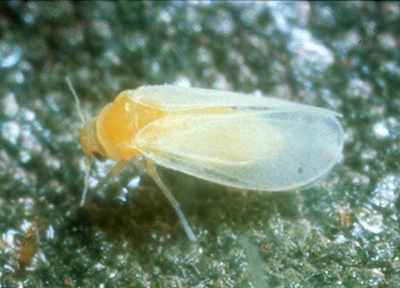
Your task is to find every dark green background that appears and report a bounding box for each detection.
[0,2,399,287]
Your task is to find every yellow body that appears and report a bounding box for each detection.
[81,92,166,162]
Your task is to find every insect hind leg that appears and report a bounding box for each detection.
[146,159,196,242]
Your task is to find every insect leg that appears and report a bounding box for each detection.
[81,159,130,206]
[146,158,196,242]
[91,159,130,194]
[80,156,93,206]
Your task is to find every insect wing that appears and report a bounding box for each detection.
[125,85,341,117]
[135,109,344,191]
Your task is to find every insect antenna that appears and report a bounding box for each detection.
[66,76,86,123]
[65,76,93,206]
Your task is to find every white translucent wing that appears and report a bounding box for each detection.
[124,85,341,117]
[135,110,344,191]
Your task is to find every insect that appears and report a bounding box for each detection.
[68,81,344,242]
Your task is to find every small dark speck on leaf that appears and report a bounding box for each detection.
[261,244,270,254]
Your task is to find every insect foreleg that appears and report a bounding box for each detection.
[92,159,130,193]
[81,159,129,206]
[80,156,93,206]
[146,159,196,242]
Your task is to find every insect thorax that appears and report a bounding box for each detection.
[94,92,166,161]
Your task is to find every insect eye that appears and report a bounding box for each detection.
[92,151,107,162]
